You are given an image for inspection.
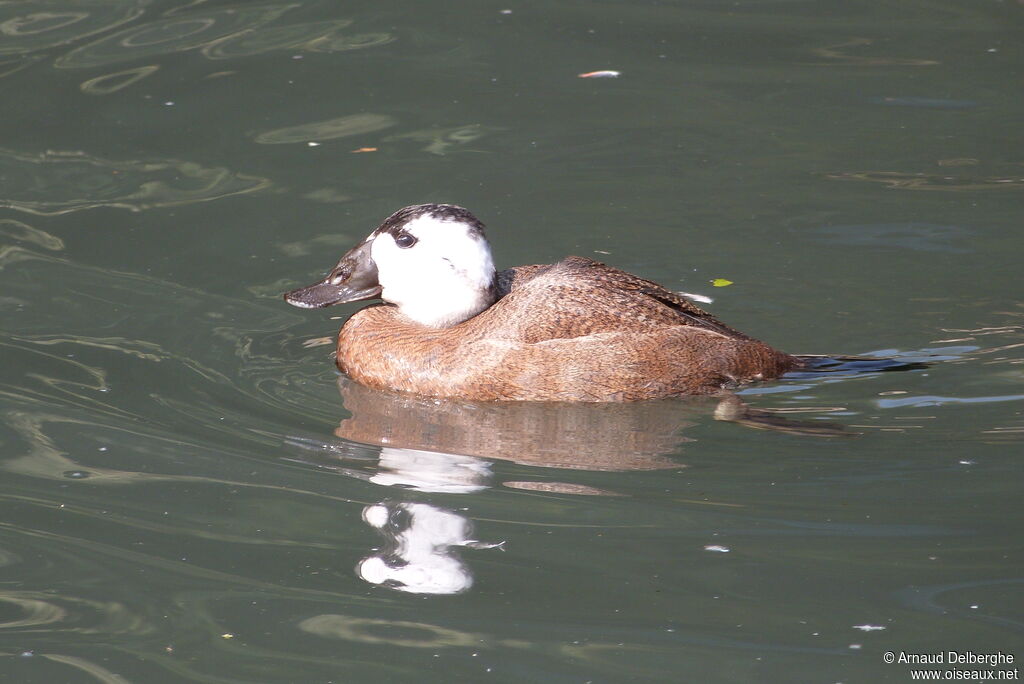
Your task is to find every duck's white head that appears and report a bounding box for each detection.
[284,204,498,327]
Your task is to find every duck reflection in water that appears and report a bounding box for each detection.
[334,375,693,474]
[333,375,843,479]
[320,376,703,595]
[295,377,840,595]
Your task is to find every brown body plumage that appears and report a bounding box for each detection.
[334,256,798,401]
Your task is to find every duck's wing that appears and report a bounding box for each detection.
[568,257,755,340]
[490,256,753,344]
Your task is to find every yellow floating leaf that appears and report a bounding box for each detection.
[711,278,733,287]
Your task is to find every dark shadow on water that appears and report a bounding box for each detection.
[789,353,934,378]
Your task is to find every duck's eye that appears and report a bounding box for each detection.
[394,233,417,249]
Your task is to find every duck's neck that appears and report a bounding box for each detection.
[395,275,499,328]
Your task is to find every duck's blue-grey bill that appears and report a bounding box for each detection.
[283,239,381,308]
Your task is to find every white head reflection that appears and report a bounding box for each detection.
[357,502,502,595]
[369,447,492,493]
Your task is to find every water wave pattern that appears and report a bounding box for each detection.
[201,20,393,59]
[0,246,340,470]
[0,53,46,79]
[382,124,503,156]
[0,148,271,214]
[0,244,391,678]
[200,17,352,58]
[44,2,395,70]
[78,63,158,94]
[738,328,1024,437]
[825,170,1024,191]
[253,113,397,145]
[813,223,972,253]
[0,0,147,56]
[894,578,1024,633]
[55,3,297,68]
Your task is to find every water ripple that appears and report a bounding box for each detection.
[55,3,296,69]
[254,113,397,145]
[0,0,146,56]
[200,19,354,59]
[0,53,46,79]
[0,219,64,250]
[0,148,271,214]
[826,170,1024,192]
[49,3,396,69]
[79,64,159,94]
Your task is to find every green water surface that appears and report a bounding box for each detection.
[1,0,1022,682]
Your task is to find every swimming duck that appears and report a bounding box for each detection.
[284,204,800,401]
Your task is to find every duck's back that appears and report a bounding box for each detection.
[336,257,798,401]
[494,256,755,343]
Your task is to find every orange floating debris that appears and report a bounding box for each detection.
[351,147,378,153]
[578,70,620,78]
